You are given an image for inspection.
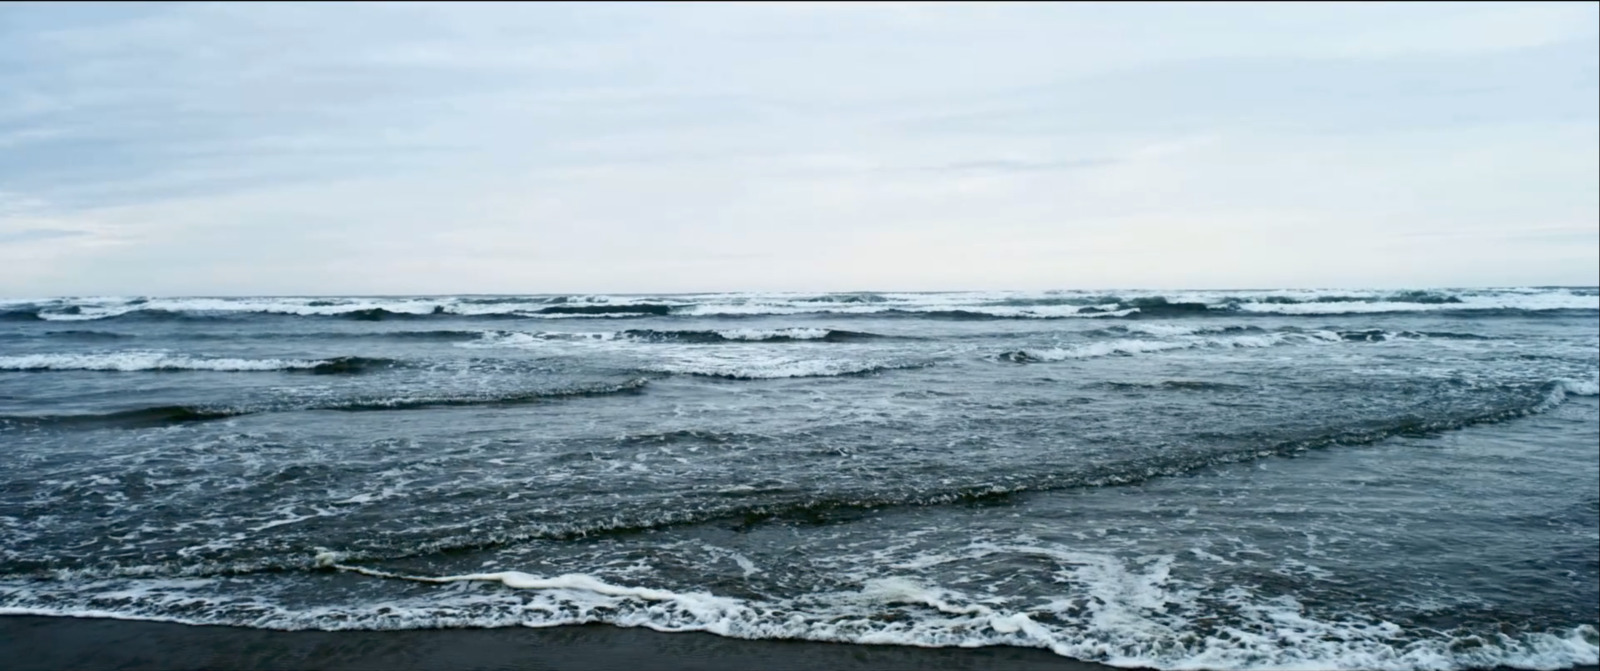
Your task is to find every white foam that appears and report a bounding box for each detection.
[4,544,1595,671]
[0,351,335,372]
[1226,290,1599,315]
[294,550,1600,671]
[1558,378,1600,397]
[714,328,833,341]
[1122,323,1211,337]
[648,356,913,379]
[1007,332,1334,362]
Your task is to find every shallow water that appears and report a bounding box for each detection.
[2,288,1596,670]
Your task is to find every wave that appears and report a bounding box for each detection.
[323,377,650,411]
[298,356,395,375]
[0,309,43,321]
[4,288,1592,322]
[998,326,1499,363]
[1558,377,1600,397]
[999,332,1340,363]
[1088,325,1495,343]
[533,304,676,316]
[4,330,493,343]
[338,307,449,321]
[0,330,134,341]
[866,308,1137,320]
[1092,324,1267,337]
[275,562,1596,671]
[0,352,391,373]
[0,378,652,430]
[1332,329,1499,342]
[0,405,248,430]
[626,328,889,343]
[461,328,897,350]
[1097,380,1249,392]
[650,359,929,380]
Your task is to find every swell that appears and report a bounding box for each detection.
[22,380,1582,579]
[0,354,397,374]
[0,379,652,430]
[323,377,651,411]
[0,330,135,341]
[295,356,396,375]
[0,405,247,430]
[0,309,44,322]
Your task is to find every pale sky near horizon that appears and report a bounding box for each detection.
[1,2,1597,297]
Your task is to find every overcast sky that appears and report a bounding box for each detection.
[1,2,1596,296]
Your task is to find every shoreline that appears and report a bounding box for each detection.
[1,614,1122,671]
[6,615,1596,671]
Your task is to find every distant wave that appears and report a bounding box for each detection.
[533,304,675,316]
[998,332,1342,363]
[649,359,929,380]
[465,327,893,348]
[0,352,392,373]
[994,326,1507,363]
[0,330,135,341]
[1096,380,1249,392]
[623,327,889,343]
[2,288,1593,322]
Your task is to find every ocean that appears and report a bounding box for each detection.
[1,287,1596,670]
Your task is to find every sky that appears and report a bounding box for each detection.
[1,2,1596,296]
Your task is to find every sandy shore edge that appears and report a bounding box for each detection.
[1,614,1123,671]
[6,615,1595,671]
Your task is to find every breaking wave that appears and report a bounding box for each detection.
[999,332,1341,363]
[272,563,1595,671]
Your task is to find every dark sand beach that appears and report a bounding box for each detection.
[2,615,1119,671]
[8,616,1596,671]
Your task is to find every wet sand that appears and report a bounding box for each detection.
[8,615,1596,671]
[1,615,1123,671]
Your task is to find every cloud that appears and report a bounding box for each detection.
[0,3,1594,295]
